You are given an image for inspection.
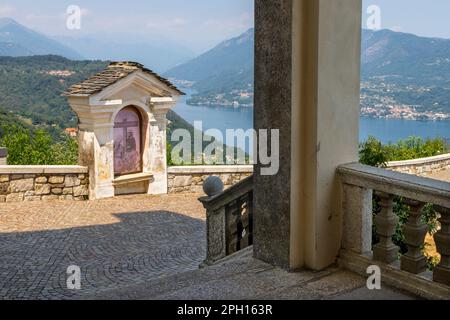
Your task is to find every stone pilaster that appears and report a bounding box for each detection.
[78,124,115,200]
[342,184,373,255]
[148,107,170,195]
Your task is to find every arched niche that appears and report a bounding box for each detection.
[113,106,143,176]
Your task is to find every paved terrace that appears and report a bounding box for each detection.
[0,194,416,300]
[0,194,206,300]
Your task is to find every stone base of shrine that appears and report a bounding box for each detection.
[113,172,154,196]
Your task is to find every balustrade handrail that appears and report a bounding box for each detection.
[338,162,450,297]
[199,175,254,266]
[338,163,450,208]
[199,175,254,211]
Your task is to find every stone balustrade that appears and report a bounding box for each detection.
[0,166,89,202]
[338,163,450,299]
[387,153,450,176]
[198,175,253,266]
[168,165,253,194]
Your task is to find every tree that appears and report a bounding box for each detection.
[0,125,78,165]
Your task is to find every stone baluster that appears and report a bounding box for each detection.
[401,199,427,274]
[373,192,399,263]
[433,206,450,286]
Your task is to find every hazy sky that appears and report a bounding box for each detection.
[1,1,450,53]
[362,0,450,39]
[0,0,254,53]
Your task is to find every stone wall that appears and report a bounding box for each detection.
[0,166,89,203]
[386,154,450,177]
[168,166,253,194]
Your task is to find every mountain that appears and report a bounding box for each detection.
[361,29,450,119]
[361,29,450,84]
[166,27,450,117]
[54,36,195,74]
[165,28,254,106]
[0,18,83,60]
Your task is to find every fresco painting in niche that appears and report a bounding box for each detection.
[114,107,142,176]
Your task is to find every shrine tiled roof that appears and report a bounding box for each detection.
[63,61,184,96]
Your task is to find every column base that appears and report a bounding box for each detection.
[91,184,115,200]
[433,265,450,286]
[401,255,427,274]
[373,245,399,264]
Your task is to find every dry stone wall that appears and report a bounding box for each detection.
[168,166,253,194]
[0,166,89,203]
[386,154,450,177]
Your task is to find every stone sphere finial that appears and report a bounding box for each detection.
[203,176,224,197]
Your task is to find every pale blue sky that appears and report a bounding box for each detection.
[0,0,254,53]
[1,1,450,53]
[362,0,450,39]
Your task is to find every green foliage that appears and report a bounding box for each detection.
[359,136,389,167]
[166,110,249,165]
[0,125,78,165]
[166,142,173,166]
[360,136,447,167]
[363,136,444,270]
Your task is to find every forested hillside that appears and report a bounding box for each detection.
[0,55,108,129]
[0,55,231,162]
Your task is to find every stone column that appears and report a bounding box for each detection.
[148,106,170,195]
[254,0,362,270]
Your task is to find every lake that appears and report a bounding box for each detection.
[173,90,450,154]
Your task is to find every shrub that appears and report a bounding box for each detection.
[360,136,447,167]
[0,125,78,165]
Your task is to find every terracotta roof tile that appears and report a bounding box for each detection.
[63,61,184,96]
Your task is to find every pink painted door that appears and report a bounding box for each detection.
[114,107,142,176]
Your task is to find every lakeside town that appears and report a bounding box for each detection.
[187,88,254,108]
[360,80,450,120]
[174,78,450,119]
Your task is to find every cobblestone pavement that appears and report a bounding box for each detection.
[0,193,206,300]
[91,248,417,300]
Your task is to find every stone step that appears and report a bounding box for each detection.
[87,249,418,300]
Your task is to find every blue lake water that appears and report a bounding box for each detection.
[173,90,450,154]
[360,118,450,144]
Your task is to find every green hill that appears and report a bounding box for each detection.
[0,55,236,162]
[0,55,108,129]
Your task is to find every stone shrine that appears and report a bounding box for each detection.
[65,61,184,199]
